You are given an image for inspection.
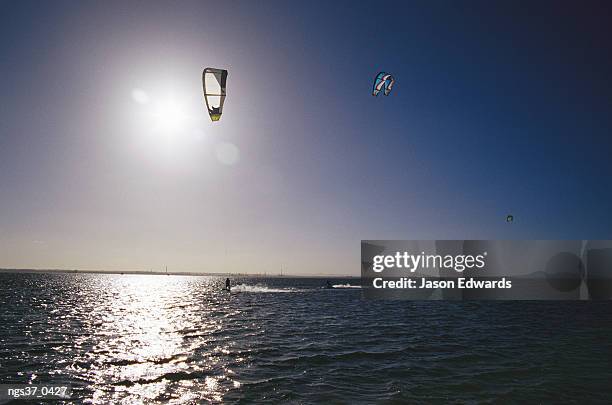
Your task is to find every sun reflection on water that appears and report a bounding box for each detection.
[69,275,241,404]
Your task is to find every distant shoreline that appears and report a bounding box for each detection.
[0,268,358,278]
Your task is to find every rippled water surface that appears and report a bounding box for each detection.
[0,272,611,404]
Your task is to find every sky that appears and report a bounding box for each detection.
[1,1,612,275]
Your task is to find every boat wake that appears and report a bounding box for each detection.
[231,284,297,293]
[332,284,361,289]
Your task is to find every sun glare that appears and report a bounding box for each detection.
[129,86,237,168]
[152,100,187,133]
[131,88,150,104]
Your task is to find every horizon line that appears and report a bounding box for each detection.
[0,268,359,278]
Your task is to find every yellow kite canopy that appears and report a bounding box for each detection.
[202,68,228,122]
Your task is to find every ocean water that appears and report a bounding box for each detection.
[0,272,610,404]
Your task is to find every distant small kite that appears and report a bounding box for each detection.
[202,68,228,122]
[372,72,395,96]
[506,215,514,223]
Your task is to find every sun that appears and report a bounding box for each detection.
[131,88,201,147]
[151,99,187,133]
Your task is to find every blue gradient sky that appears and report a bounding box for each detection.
[1,1,611,274]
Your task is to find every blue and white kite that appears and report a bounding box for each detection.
[372,72,395,96]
